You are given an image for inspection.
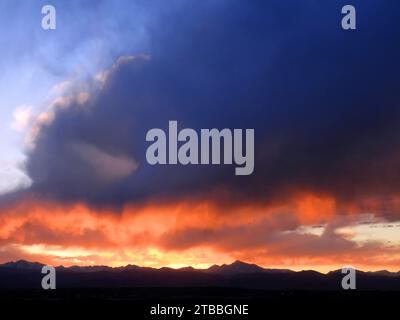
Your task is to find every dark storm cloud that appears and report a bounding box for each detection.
[9,0,400,208]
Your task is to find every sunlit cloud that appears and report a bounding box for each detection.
[0,195,399,272]
[11,105,33,133]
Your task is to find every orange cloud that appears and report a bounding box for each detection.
[0,193,400,272]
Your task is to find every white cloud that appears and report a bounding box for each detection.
[0,163,32,195]
[11,105,33,132]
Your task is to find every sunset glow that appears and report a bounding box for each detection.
[1,1,400,277]
[1,194,400,272]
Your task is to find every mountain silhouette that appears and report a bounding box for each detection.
[1,260,44,270]
[0,260,399,290]
[206,260,266,274]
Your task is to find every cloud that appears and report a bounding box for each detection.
[0,199,400,271]
[71,142,138,182]
[7,0,398,212]
[11,105,33,132]
[1,1,400,270]
[0,165,32,196]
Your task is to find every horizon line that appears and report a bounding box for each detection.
[2,259,398,275]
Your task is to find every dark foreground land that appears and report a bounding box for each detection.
[1,260,399,318]
[1,287,398,319]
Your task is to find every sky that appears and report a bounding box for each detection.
[1,0,400,272]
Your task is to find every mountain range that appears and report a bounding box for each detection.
[0,260,399,290]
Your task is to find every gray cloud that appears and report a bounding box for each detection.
[2,1,400,215]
